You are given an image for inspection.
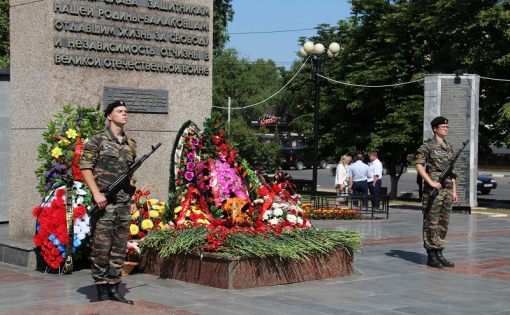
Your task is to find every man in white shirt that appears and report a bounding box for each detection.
[369,152,383,209]
[348,153,370,207]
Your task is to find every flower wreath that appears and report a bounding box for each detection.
[32,105,104,270]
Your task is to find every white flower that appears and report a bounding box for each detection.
[81,225,90,234]
[263,211,271,220]
[297,217,304,225]
[273,208,283,217]
[286,214,297,224]
[77,232,86,240]
[306,221,312,227]
[268,218,280,225]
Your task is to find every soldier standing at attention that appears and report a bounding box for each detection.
[415,116,457,269]
[80,100,137,304]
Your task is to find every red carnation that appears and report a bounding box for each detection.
[73,205,86,219]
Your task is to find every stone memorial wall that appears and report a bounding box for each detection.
[9,0,213,238]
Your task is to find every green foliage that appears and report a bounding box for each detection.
[212,49,285,122]
[141,227,363,260]
[226,117,281,173]
[0,0,8,68]
[213,0,234,57]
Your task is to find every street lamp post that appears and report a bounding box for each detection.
[299,41,340,200]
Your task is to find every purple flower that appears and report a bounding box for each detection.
[184,171,194,181]
[186,162,195,170]
[187,153,195,162]
[192,137,199,147]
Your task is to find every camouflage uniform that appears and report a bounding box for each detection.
[416,138,455,250]
[79,127,136,284]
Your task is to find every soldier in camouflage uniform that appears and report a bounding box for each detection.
[80,100,137,304]
[415,116,458,269]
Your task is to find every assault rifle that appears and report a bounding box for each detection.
[89,143,162,213]
[426,140,469,212]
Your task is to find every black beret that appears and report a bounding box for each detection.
[104,100,126,117]
[430,116,448,128]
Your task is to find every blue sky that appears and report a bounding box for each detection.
[225,0,352,67]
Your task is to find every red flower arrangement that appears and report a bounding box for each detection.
[32,186,89,269]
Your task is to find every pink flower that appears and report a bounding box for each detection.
[185,171,194,181]
[187,162,195,170]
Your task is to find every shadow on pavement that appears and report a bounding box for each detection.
[77,282,134,303]
[77,284,98,302]
[385,249,427,265]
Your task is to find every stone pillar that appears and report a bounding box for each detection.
[424,74,479,209]
[9,0,213,238]
[0,69,10,222]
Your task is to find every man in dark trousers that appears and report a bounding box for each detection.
[80,100,137,304]
[415,116,458,269]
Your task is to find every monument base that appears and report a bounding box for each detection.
[139,248,354,289]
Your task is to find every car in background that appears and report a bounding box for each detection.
[279,135,329,170]
[477,174,497,194]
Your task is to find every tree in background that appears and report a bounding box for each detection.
[281,0,509,196]
[226,117,281,173]
[213,0,234,57]
[212,49,285,172]
[0,0,8,68]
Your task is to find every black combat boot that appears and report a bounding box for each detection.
[96,284,111,301]
[426,249,443,268]
[436,249,455,267]
[109,283,134,305]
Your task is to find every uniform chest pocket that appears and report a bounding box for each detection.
[119,149,135,164]
[431,149,446,160]
[99,145,119,160]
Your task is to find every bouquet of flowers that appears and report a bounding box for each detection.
[129,189,171,240]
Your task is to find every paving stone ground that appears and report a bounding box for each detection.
[1,208,509,315]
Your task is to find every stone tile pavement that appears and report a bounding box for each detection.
[1,208,509,315]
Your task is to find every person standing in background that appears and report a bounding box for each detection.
[368,152,383,210]
[348,153,370,208]
[335,154,351,204]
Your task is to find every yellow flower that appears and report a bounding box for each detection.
[65,128,78,139]
[174,206,183,213]
[131,210,140,220]
[129,224,139,235]
[149,210,159,218]
[197,219,210,225]
[152,205,164,211]
[148,198,159,205]
[58,139,70,146]
[141,219,154,230]
[51,147,63,159]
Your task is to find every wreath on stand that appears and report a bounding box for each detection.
[32,105,104,272]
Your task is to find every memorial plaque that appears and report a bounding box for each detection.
[104,86,168,114]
